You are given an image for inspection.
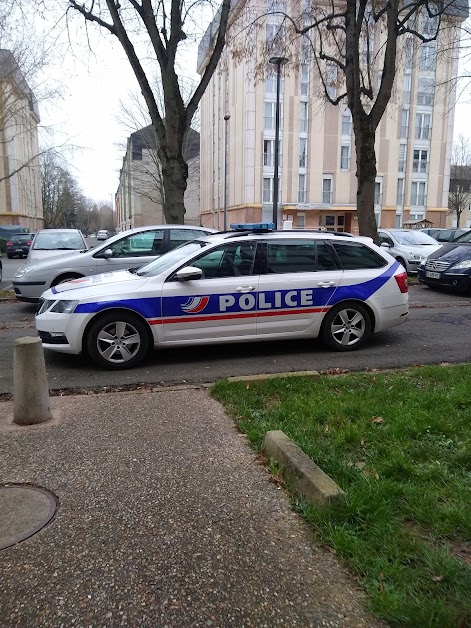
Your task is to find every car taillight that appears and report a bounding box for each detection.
[6,241,12,246]
[394,272,408,293]
[26,240,32,245]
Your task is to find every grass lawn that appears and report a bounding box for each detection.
[212,365,471,627]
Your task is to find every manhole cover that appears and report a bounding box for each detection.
[0,484,58,550]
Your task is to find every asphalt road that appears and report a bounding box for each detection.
[1,284,471,395]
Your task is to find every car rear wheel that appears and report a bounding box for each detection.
[86,312,151,370]
[321,302,371,351]
[396,257,407,272]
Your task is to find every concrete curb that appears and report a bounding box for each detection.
[227,370,320,382]
[262,430,345,507]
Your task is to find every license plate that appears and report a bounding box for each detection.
[426,271,440,279]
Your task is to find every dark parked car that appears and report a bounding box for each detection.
[417,230,471,293]
[6,233,35,259]
[420,228,471,243]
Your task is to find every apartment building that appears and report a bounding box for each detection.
[0,50,43,231]
[197,3,466,233]
[116,125,201,230]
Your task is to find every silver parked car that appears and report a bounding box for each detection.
[13,225,216,302]
[28,229,88,263]
[377,229,441,274]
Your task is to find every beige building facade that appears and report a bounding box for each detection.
[116,126,201,231]
[197,3,465,233]
[0,50,43,231]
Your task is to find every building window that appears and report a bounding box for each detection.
[403,74,411,105]
[419,42,437,71]
[265,69,277,94]
[265,101,276,130]
[415,113,431,140]
[413,149,428,173]
[396,178,404,206]
[322,176,333,204]
[296,213,305,228]
[300,36,310,63]
[299,137,307,168]
[266,23,284,55]
[264,139,274,167]
[375,181,382,206]
[417,77,435,106]
[298,174,307,203]
[340,144,350,170]
[299,101,308,132]
[263,177,273,203]
[300,64,309,95]
[411,180,427,206]
[422,10,439,37]
[326,63,337,99]
[341,111,351,135]
[267,0,286,12]
[400,108,409,139]
[405,36,413,70]
[398,144,406,172]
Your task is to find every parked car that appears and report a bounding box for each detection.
[417,229,471,293]
[35,224,409,369]
[6,233,35,259]
[13,225,217,302]
[28,229,88,264]
[377,229,441,274]
[420,227,471,243]
[97,230,110,240]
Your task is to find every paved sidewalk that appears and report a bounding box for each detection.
[0,387,383,627]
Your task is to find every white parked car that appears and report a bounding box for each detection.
[13,225,216,302]
[27,229,88,263]
[35,223,409,370]
[97,230,110,240]
[377,229,441,274]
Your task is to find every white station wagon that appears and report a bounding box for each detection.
[35,224,409,369]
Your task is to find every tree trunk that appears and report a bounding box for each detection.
[159,149,188,224]
[354,114,379,242]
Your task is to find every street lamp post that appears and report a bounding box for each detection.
[269,56,288,230]
[223,113,230,231]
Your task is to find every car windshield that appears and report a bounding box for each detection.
[391,231,438,245]
[453,230,471,243]
[136,240,209,277]
[33,232,85,250]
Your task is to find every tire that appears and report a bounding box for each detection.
[396,257,407,273]
[86,311,151,370]
[321,302,372,351]
[7,254,13,259]
[51,274,82,287]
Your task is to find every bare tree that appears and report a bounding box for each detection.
[233,0,465,240]
[40,149,85,227]
[449,135,471,227]
[67,0,233,224]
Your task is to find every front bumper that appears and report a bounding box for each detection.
[13,279,47,302]
[417,268,471,292]
[36,311,90,355]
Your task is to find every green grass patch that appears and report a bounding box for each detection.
[0,289,15,299]
[212,365,471,627]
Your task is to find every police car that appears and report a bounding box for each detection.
[35,224,409,370]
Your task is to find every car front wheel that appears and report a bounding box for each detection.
[321,302,371,351]
[86,311,151,369]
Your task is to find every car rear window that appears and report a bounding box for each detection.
[331,241,387,270]
[11,235,32,243]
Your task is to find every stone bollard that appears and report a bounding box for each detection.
[13,337,52,426]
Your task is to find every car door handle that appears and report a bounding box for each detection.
[317,281,337,287]
[236,286,255,292]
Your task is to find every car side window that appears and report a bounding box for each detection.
[178,241,256,279]
[331,242,387,269]
[378,234,394,247]
[107,230,164,257]
[168,229,207,251]
[266,240,338,274]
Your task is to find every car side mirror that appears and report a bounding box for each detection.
[101,248,113,259]
[176,266,203,281]
[380,242,390,249]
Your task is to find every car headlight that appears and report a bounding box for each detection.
[14,264,38,278]
[410,253,425,261]
[50,300,79,314]
[448,260,471,271]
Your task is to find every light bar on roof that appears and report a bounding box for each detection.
[230,223,275,231]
